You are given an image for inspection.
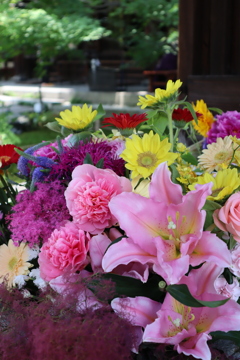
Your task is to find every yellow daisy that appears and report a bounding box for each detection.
[55,104,97,131]
[189,168,240,201]
[198,136,235,172]
[137,79,182,109]
[120,131,178,179]
[0,240,32,288]
[192,100,214,137]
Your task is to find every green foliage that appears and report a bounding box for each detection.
[0,1,110,76]
[0,111,20,145]
[91,0,179,68]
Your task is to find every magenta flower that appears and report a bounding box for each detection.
[65,164,131,235]
[38,221,90,282]
[47,139,126,182]
[207,111,240,143]
[103,162,231,284]
[7,181,71,247]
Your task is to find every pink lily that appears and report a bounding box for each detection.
[103,162,231,284]
[90,231,150,282]
[143,262,240,360]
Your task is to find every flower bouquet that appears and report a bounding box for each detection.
[1,80,240,360]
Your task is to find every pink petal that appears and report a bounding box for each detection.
[109,192,168,254]
[89,233,111,272]
[150,162,183,204]
[102,237,156,273]
[189,231,231,267]
[111,296,161,328]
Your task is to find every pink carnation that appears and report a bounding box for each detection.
[38,221,90,282]
[65,164,132,234]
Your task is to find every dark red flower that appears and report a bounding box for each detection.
[102,112,148,129]
[0,144,22,169]
[172,108,201,122]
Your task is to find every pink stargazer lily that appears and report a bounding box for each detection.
[111,264,240,360]
[102,162,231,284]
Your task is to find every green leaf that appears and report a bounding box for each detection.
[181,152,198,166]
[208,107,223,115]
[93,104,106,122]
[211,331,240,346]
[95,158,104,168]
[103,273,165,302]
[203,199,222,211]
[169,163,180,184]
[166,284,229,307]
[45,121,62,133]
[152,111,168,135]
[60,126,72,137]
[147,109,158,119]
[83,153,93,165]
[67,132,91,147]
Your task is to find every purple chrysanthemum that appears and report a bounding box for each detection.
[7,181,71,247]
[207,111,240,144]
[46,139,125,182]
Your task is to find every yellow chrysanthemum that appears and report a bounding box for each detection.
[176,142,187,153]
[0,240,32,288]
[189,168,240,201]
[192,100,214,137]
[120,131,178,179]
[137,80,182,109]
[55,104,97,131]
[131,176,150,197]
[198,136,236,172]
[176,163,198,185]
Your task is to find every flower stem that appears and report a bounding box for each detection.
[166,108,174,151]
[0,174,16,205]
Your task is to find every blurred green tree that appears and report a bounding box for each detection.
[0,0,110,77]
[90,0,179,68]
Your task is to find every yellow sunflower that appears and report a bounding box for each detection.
[192,100,214,137]
[0,240,32,288]
[120,131,178,179]
[55,104,97,131]
[189,168,240,201]
[198,136,235,172]
[137,80,182,109]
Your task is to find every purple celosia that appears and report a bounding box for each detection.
[0,280,135,360]
[207,110,240,144]
[7,181,71,247]
[46,139,125,182]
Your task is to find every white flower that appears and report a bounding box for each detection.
[13,274,29,288]
[29,268,46,290]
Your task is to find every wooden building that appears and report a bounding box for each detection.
[178,0,240,111]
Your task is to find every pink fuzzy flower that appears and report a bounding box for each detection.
[65,164,132,235]
[38,221,90,282]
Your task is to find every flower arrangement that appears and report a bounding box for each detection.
[1,80,240,360]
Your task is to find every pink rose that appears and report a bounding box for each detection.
[213,192,240,242]
[38,221,90,282]
[64,164,132,235]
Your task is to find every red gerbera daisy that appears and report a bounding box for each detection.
[0,144,22,169]
[172,108,201,122]
[102,112,148,129]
